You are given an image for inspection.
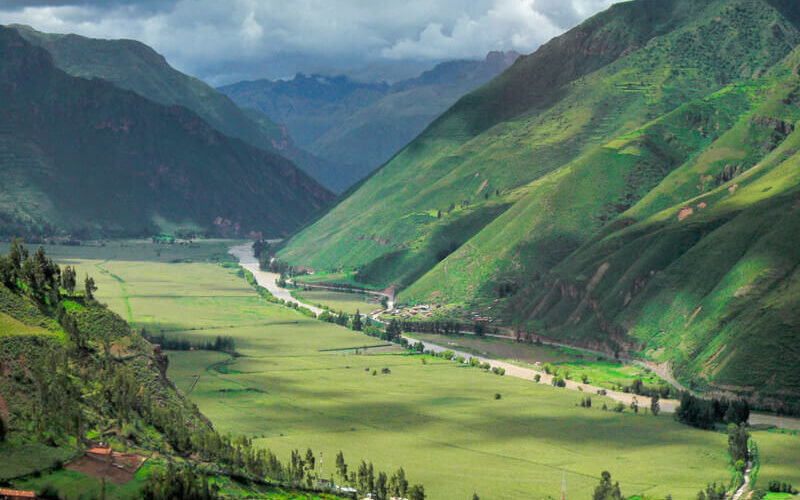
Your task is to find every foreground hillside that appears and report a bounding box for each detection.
[0,26,332,239]
[13,24,349,193]
[219,51,519,190]
[0,242,346,499]
[279,0,800,402]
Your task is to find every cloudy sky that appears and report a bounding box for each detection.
[0,0,616,85]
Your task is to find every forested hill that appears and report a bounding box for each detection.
[279,0,800,402]
[0,26,333,239]
[12,24,351,193]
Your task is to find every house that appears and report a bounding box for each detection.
[86,446,113,463]
[0,488,37,499]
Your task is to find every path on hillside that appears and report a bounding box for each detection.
[230,243,800,430]
[731,459,753,500]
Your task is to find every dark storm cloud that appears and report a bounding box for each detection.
[0,0,615,84]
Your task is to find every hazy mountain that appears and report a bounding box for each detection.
[0,26,332,238]
[278,0,800,401]
[219,51,520,187]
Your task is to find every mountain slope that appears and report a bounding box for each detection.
[219,51,519,185]
[12,24,349,192]
[0,26,332,238]
[280,0,800,400]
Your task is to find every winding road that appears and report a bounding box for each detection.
[230,243,800,430]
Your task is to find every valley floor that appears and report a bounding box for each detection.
[44,240,800,499]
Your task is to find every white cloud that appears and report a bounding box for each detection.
[0,0,618,83]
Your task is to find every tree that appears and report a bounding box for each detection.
[62,266,77,294]
[376,472,388,500]
[386,319,401,342]
[389,467,408,497]
[352,311,363,331]
[594,471,623,500]
[651,395,661,416]
[408,484,426,500]
[727,423,749,464]
[84,274,97,300]
[335,451,348,484]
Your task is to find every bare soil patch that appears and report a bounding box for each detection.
[65,451,147,485]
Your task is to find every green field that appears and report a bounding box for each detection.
[407,333,663,390]
[293,289,381,315]
[41,240,800,499]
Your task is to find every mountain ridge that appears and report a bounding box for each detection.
[279,0,800,401]
[0,26,332,238]
[219,50,520,186]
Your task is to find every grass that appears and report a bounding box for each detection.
[0,441,78,481]
[39,240,768,500]
[292,289,380,315]
[752,429,800,491]
[0,312,55,338]
[406,333,662,389]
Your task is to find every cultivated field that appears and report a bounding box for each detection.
[43,241,799,499]
[293,289,381,315]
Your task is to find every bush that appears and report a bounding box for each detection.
[551,376,566,388]
[534,374,541,382]
[494,393,501,400]
[613,403,625,413]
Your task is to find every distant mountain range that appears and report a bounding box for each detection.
[0,26,332,238]
[12,24,351,194]
[218,51,520,190]
[279,0,800,402]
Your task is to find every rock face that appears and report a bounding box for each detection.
[0,26,333,238]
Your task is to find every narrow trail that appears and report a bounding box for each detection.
[731,459,753,500]
[230,243,800,430]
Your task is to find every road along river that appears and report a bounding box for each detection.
[230,243,800,430]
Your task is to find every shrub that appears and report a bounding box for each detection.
[613,402,625,413]
[494,393,501,400]
[534,374,541,382]
[551,376,566,388]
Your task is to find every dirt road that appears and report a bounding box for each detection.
[228,244,324,316]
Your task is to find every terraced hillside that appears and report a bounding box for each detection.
[280,0,800,402]
[13,24,350,192]
[0,26,332,238]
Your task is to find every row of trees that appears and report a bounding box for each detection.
[675,392,750,429]
[335,451,425,500]
[141,329,236,354]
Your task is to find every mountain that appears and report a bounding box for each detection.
[279,0,800,402]
[0,26,332,238]
[11,24,349,192]
[218,51,520,187]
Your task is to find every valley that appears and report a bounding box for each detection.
[31,240,800,499]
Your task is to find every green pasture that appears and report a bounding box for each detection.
[37,240,797,499]
[293,289,381,315]
[407,333,660,389]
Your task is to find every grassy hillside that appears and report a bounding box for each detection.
[0,26,332,239]
[280,0,800,400]
[219,52,519,188]
[13,24,348,192]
